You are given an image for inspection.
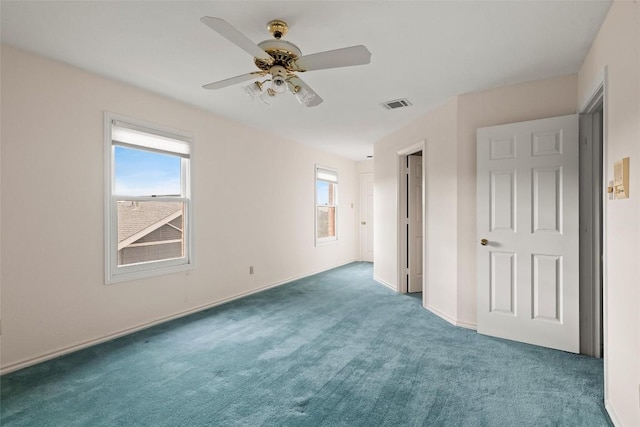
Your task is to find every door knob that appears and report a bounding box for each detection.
[361,221,366,225]
[480,239,488,246]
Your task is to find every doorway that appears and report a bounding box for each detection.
[398,143,425,294]
[579,86,604,358]
[474,86,606,357]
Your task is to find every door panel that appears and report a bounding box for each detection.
[532,167,562,232]
[490,252,516,315]
[477,114,579,353]
[532,254,562,322]
[359,173,374,262]
[490,170,516,231]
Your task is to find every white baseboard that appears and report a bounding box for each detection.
[424,303,457,326]
[455,319,477,331]
[373,275,397,292]
[424,303,477,330]
[604,399,623,427]
[371,280,478,331]
[1,260,356,375]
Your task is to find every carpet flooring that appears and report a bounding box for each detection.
[1,262,611,426]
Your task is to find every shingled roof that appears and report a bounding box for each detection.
[117,201,183,248]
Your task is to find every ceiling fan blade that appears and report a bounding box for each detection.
[288,76,323,107]
[202,72,264,90]
[201,17,273,63]
[294,45,371,72]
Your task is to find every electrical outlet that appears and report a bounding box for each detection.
[249,266,254,275]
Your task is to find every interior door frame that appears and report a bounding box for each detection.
[579,84,605,358]
[397,140,426,294]
[579,68,608,393]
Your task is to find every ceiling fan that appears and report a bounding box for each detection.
[200,17,372,107]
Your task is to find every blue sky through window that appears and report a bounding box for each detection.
[115,146,181,196]
[317,181,333,205]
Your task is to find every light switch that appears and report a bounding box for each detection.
[614,157,629,199]
[608,180,615,200]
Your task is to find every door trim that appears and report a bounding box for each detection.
[579,67,609,401]
[579,87,604,358]
[397,140,426,295]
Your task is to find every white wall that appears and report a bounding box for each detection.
[373,98,459,319]
[0,46,359,371]
[578,2,640,425]
[356,159,373,174]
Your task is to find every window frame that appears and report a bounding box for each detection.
[315,165,339,245]
[104,112,194,284]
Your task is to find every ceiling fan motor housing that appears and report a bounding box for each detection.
[255,39,302,71]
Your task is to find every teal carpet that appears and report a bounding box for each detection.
[1,262,610,426]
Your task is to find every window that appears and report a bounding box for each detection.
[315,166,338,244]
[105,113,193,283]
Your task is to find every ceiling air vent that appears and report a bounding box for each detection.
[381,98,412,110]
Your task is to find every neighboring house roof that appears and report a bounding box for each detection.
[117,201,183,250]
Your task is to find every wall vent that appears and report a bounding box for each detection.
[381,98,412,110]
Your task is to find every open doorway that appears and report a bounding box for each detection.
[398,145,425,294]
[579,85,604,358]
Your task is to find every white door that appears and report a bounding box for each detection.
[476,114,579,353]
[359,173,374,262]
[408,155,423,293]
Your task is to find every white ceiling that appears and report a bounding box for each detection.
[1,1,611,160]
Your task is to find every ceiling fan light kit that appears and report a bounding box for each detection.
[244,68,317,107]
[244,81,270,106]
[292,84,316,106]
[200,17,371,107]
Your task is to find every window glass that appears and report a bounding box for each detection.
[106,114,192,283]
[316,166,338,244]
[114,146,181,196]
[316,180,336,206]
[316,206,336,239]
